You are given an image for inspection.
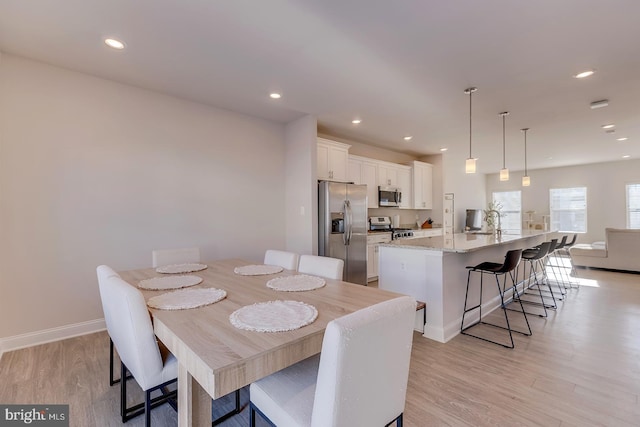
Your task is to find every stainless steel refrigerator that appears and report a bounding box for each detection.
[318,181,368,285]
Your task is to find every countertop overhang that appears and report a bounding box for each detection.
[380,229,554,253]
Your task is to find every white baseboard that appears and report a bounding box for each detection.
[0,318,106,359]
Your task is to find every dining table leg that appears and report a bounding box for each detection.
[178,362,212,427]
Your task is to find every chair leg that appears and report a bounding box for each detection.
[496,274,515,349]
[120,362,127,421]
[249,402,276,427]
[461,270,484,333]
[120,362,177,424]
[212,389,242,426]
[384,413,404,427]
[145,389,152,427]
[110,338,118,386]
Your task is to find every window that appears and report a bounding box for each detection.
[492,191,522,231]
[549,187,587,232]
[626,183,640,229]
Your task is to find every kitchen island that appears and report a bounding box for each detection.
[378,230,555,342]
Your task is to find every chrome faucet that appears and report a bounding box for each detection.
[486,209,502,237]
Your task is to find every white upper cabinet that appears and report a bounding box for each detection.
[396,166,412,209]
[409,161,433,210]
[317,138,350,182]
[377,160,412,209]
[349,155,379,208]
[377,163,399,187]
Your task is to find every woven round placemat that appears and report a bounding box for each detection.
[155,263,208,274]
[233,264,284,276]
[147,288,226,310]
[138,275,203,290]
[229,300,318,332]
[266,274,325,292]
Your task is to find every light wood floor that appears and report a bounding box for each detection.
[1,267,639,426]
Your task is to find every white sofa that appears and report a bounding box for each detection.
[570,228,640,272]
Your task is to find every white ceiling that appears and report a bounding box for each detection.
[2,0,639,174]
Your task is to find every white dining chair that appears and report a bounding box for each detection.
[151,247,200,268]
[96,266,131,387]
[249,295,416,427]
[97,266,178,427]
[297,254,344,280]
[264,249,299,270]
[97,265,242,426]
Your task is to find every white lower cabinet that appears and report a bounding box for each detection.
[367,233,392,281]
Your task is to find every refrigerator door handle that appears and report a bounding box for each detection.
[344,200,353,245]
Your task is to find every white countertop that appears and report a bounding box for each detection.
[381,229,554,253]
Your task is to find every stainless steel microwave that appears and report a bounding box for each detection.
[378,186,402,207]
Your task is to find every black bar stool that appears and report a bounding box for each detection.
[460,249,532,349]
[549,235,572,292]
[559,234,579,287]
[514,241,557,316]
[539,238,566,299]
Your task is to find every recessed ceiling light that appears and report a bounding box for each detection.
[104,38,125,50]
[574,70,595,79]
[351,119,362,124]
[403,136,413,141]
[590,99,609,109]
[622,155,631,158]
[439,148,448,152]
[617,137,628,141]
[269,92,281,99]
[601,124,615,129]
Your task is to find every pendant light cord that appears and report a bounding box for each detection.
[469,91,472,158]
[523,128,528,175]
[502,114,506,168]
[465,87,477,159]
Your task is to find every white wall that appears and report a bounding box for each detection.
[0,54,287,340]
[485,160,640,243]
[441,151,487,232]
[285,115,318,255]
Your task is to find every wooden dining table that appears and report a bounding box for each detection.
[119,258,402,427]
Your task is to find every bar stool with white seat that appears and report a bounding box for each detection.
[264,249,299,271]
[249,296,416,427]
[460,249,532,349]
[298,254,344,280]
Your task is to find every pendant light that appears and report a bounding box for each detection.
[499,111,510,181]
[522,128,531,186]
[464,87,478,173]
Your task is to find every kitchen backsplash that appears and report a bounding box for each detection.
[368,207,441,229]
